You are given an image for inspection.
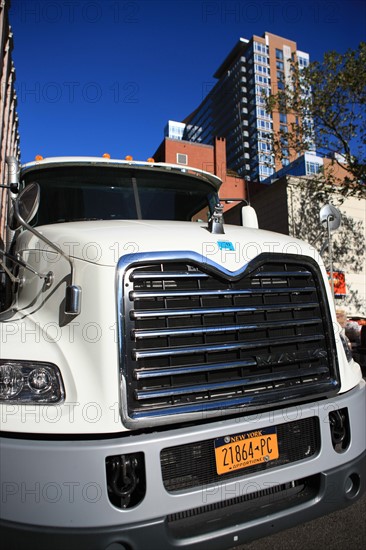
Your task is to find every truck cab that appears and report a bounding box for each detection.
[0,156,365,550]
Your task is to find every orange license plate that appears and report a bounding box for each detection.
[214,427,279,475]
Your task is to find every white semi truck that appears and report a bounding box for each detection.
[0,155,365,550]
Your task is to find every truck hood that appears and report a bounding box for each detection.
[19,220,321,271]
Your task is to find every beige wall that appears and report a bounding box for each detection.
[337,194,366,316]
[286,177,366,316]
[249,176,366,316]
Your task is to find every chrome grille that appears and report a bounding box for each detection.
[119,252,339,427]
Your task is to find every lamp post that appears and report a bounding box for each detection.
[319,204,342,301]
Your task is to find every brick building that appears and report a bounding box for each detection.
[0,0,20,242]
[153,135,247,216]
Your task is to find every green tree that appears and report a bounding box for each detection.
[266,42,366,199]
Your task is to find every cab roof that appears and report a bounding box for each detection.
[21,156,222,191]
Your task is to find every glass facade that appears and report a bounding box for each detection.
[182,34,311,183]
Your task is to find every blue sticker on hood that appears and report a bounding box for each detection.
[217,241,235,251]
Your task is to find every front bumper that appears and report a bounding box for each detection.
[1,381,365,550]
[1,451,365,550]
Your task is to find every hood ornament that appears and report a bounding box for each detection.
[208,203,225,234]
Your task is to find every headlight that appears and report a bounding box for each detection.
[0,360,65,403]
[339,333,353,363]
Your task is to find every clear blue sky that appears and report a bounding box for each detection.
[9,0,366,164]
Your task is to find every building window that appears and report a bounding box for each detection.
[176,153,188,165]
[254,53,269,64]
[259,153,273,164]
[280,135,288,147]
[298,56,309,68]
[254,42,268,55]
[255,64,270,75]
[256,107,271,119]
[255,85,270,97]
[257,119,273,130]
[279,113,287,124]
[259,141,272,152]
[306,161,321,175]
[256,95,267,105]
[259,165,274,176]
[276,60,284,70]
[258,131,272,141]
[276,48,284,60]
[255,75,269,84]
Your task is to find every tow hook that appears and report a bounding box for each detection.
[106,453,145,509]
[329,408,350,452]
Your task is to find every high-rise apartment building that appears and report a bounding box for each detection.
[178,32,311,182]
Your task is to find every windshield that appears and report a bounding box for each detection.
[23,165,218,225]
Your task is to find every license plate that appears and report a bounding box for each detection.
[214,427,279,475]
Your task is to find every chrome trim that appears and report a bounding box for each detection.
[133,359,257,380]
[130,301,319,320]
[130,270,311,281]
[132,317,321,340]
[256,270,312,278]
[130,270,209,280]
[130,286,316,300]
[135,366,329,400]
[129,380,338,420]
[132,334,325,360]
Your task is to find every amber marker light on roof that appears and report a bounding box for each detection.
[147,157,155,163]
[102,153,111,159]
[125,155,133,161]
[35,155,43,161]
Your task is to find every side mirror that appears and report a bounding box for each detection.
[7,182,80,315]
[319,204,341,232]
[9,182,40,230]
